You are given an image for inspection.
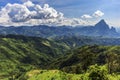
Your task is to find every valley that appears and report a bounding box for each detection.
[0,34,120,80]
[0,0,119,80]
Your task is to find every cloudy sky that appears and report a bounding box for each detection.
[0,0,119,27]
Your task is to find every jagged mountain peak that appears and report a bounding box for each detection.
[95,19,109,30]
[95,19,107,26]
[0,19,119,38]
[98,19,106,24]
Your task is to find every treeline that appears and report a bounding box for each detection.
[49,45,120,74]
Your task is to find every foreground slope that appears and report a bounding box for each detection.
[22,69,120,80]
[0,35,69,79]
[1,35,120,79]
[18,45,120,80]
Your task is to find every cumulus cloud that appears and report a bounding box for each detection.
[81,10,104,19]
[0,1,104,26]
[0,1,87,26]
[0,1,63,23]
[81,14,92,19]
[93,10,104,18]
[53,18,87,26]
[23,0,35,7]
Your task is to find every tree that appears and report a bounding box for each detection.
[106,53,118,74]
[80,52,96,71]
[88,64,108,80]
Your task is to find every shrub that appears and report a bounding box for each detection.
[88,64,108,80]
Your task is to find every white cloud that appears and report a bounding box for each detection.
[0,1,63,23]
[93,10,104,18]
[23,1,35,7]
[30,4,64,19]
[7,3,31,22]
[0,1,103,27]
[81,14,92,19]
[52,18,87,26]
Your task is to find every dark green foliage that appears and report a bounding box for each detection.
[0,35,69,79]
[106,52,120,74]
[54,36,120,48]
[1,35,120,79]
[49,45,120,74]
[88,65,108,80]
[59,54,80,69]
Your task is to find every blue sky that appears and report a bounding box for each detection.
[0,0,119,27]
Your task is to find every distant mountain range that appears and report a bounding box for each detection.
[0,19,119,38]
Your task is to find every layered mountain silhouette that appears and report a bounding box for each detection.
[93,19,118,37]
[0,19,119,38]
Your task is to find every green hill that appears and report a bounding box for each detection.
[53,36,120,48]
[0,35,120,80]
[0,35,69,79]
[49,45,120,74]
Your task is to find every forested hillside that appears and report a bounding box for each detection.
[22,45,120,80]
[0,35,120,80]
[50,45,120,74]
[0,35,69,79]
[54,36,120,48]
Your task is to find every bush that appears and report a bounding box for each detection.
[88,64,108,80]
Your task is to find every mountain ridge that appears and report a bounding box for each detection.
[0,19,119,38]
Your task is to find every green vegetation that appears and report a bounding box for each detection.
[50,45,120,74]
[54,36,120,48]
[0,35,120,80]
[0,35,69,79]
[21,65,120,80]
